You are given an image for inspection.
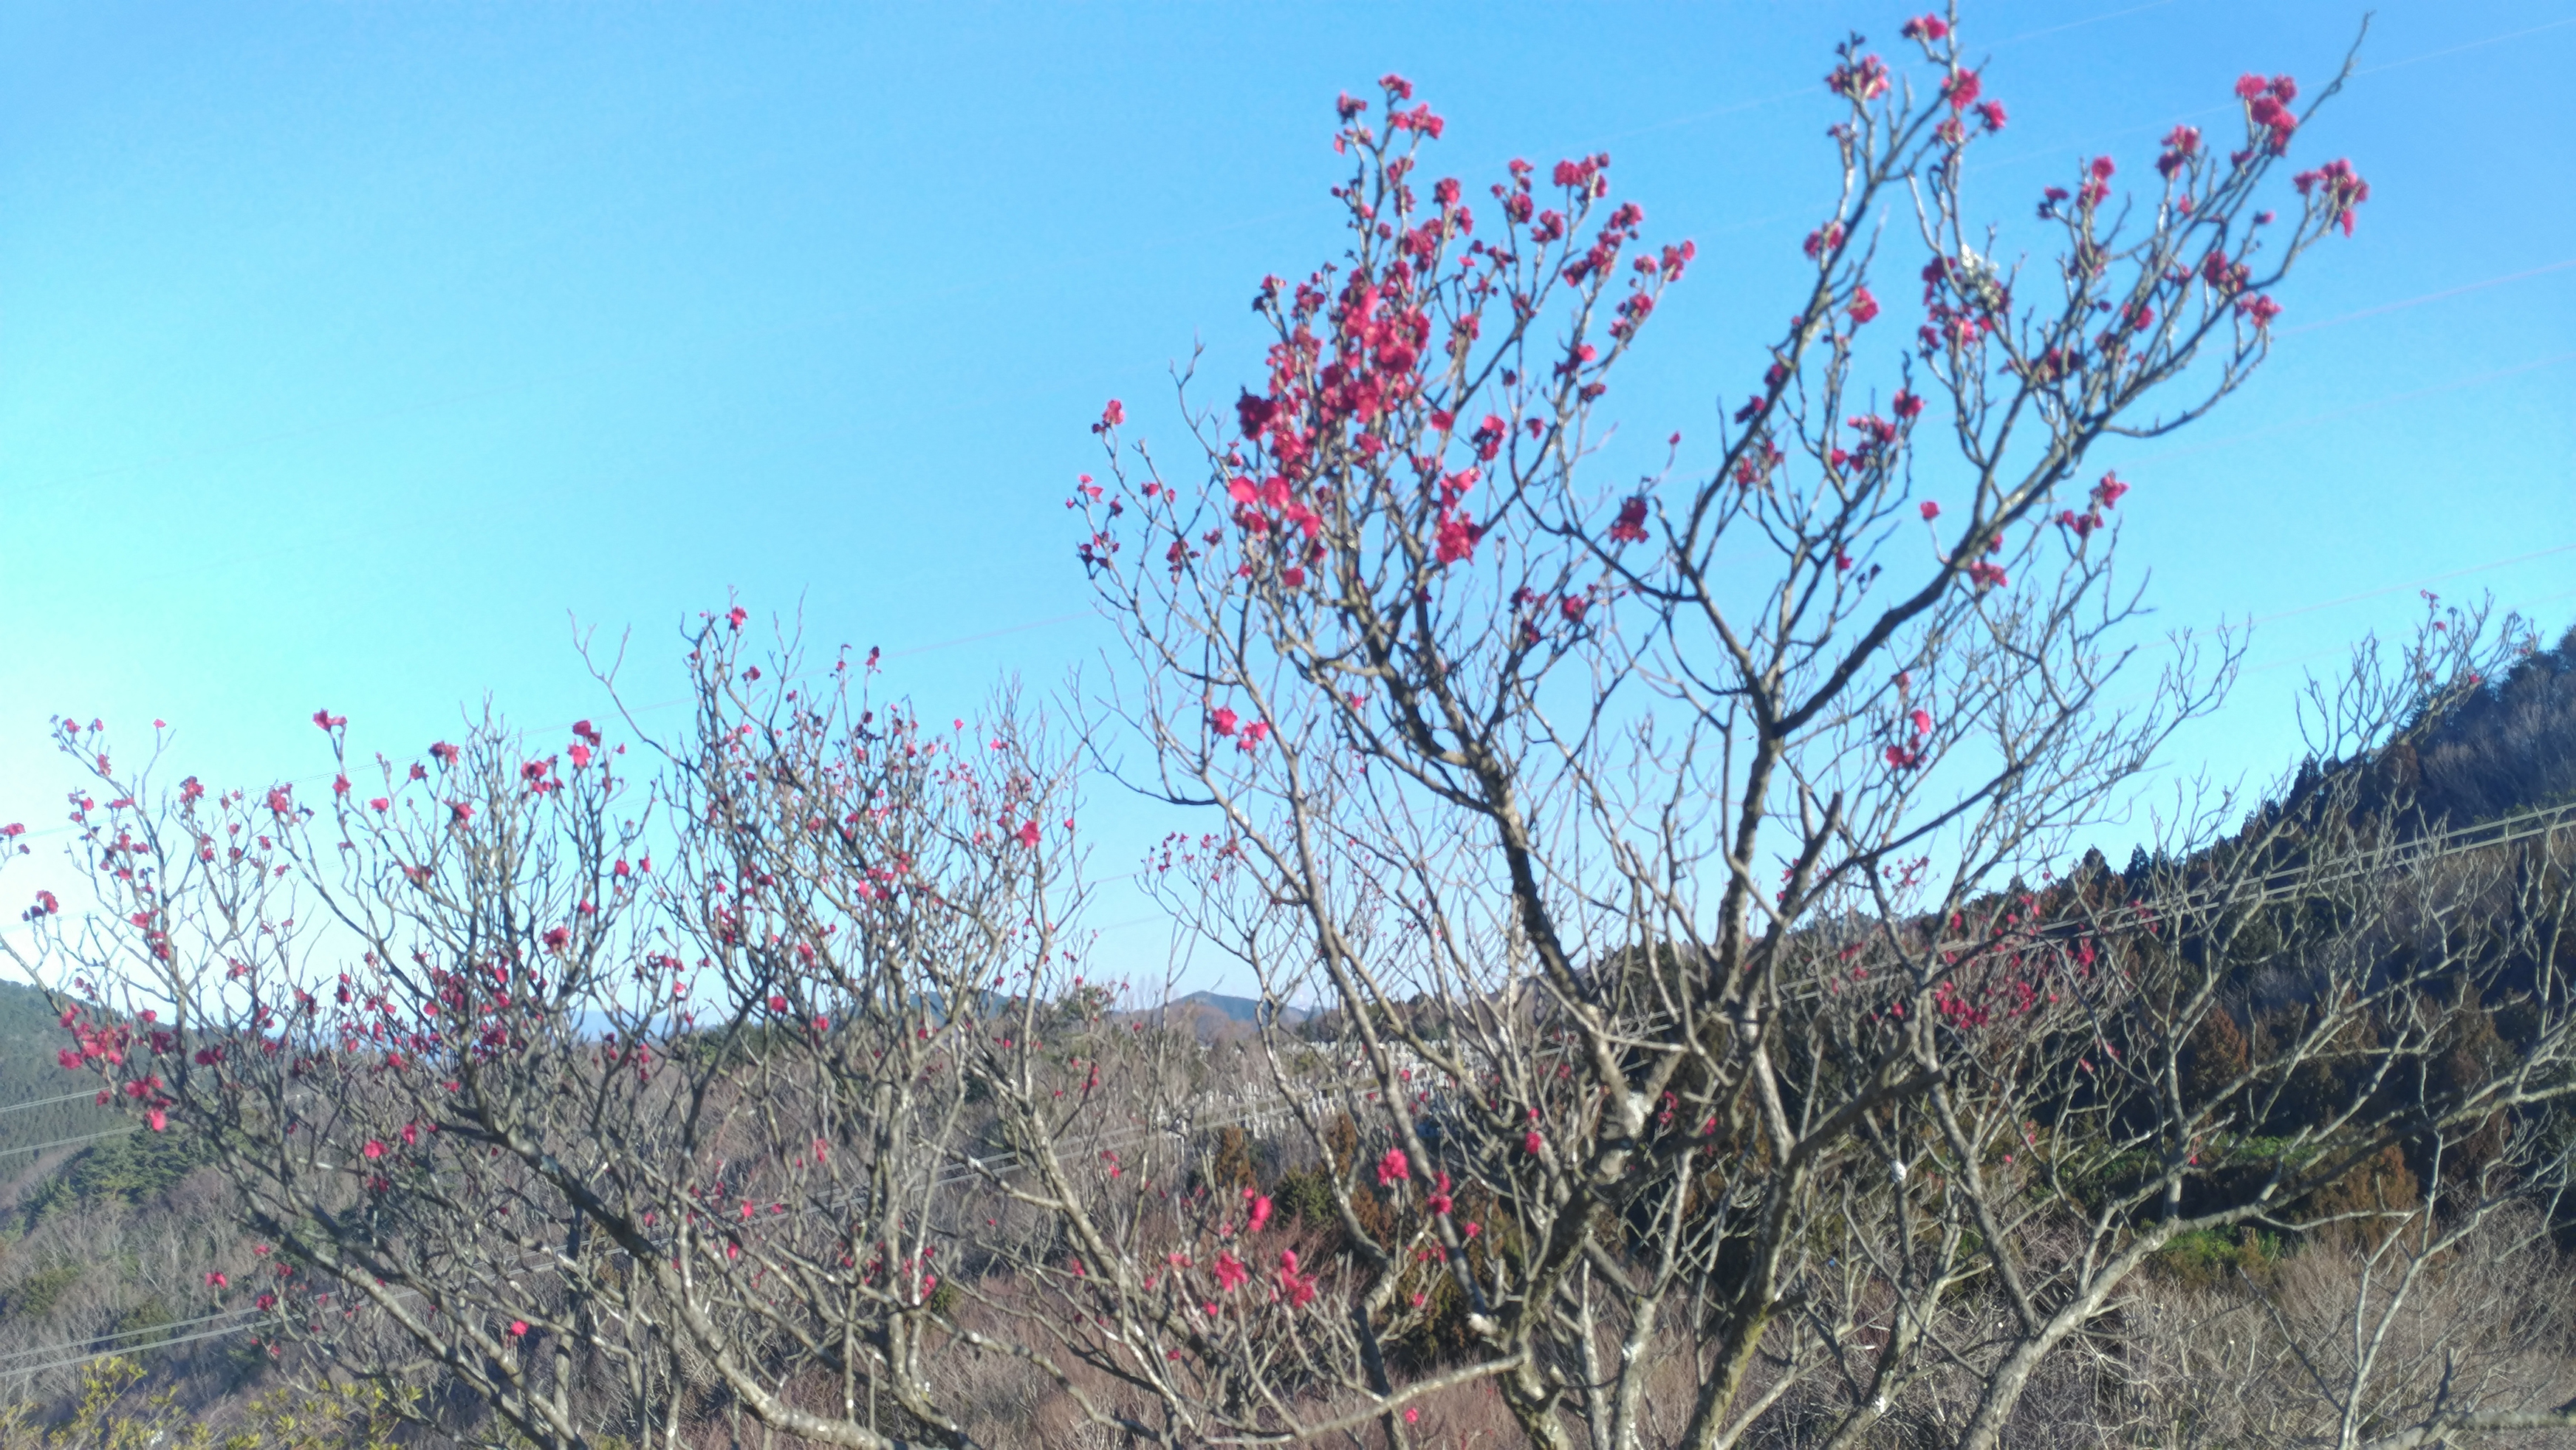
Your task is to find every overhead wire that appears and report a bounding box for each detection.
[2,0,2572,1398]
[8,768,2572,1386]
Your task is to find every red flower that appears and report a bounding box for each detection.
[2292,158,2369,236]
[1524,1129,1544,1155]
[1095,398,1126,434]
[1208,707,1239,737]
[1975,100,2007,132]
[1892,390,1924,420]
[1826,54,1890,102]
[312,709,346,731]
[1236,390,1279,438]
[1919,502,1941,521]
[207,1272,227,1288]
[726,606,748,632]
[1247,1195,1273,1234]
[2091,472,2130,510]
[1213,1251,1250,1291]
[1015,820,1041,849]
[509,1320,529,1338]
[1899,13,1948,41]
[1434,510,1484,564]
[1376,1148,1411,1186]
[1847,286,1880,325]
[363,1140,386,1160]
[1609,496,1651,544]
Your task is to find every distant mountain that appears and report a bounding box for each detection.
[1171,991,1309,1026]
[1106,991,1310,1046]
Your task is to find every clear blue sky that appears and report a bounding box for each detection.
[4,0,2571,987]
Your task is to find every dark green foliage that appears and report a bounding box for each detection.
[54,1127,210,1213]
[5,1262,83,1321]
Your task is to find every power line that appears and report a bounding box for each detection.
[0,1060,1377,1387]
[0,1088,131,1117]
[8,792,2574,1385]
[0,1126,140,1160]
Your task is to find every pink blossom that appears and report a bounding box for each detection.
[1846,286,1880,325]
[1213,1251,1250,1292]
[1608,496,1650,544]
[1919,501,1940,521]
[1015,819,1041,849]
[207,1272,227,1287]
[1377,1148,1410,1186]
[363,1140,385,1160]
[2292,158,2370,236]
[1524,1129,1544,1155]
[1827,54,1891,102]
[509,1320,528,1337]
[1434,510,1484,564]
[1208,707,1239,737]
[1899,14,1948,41]
[1247,1195,1273,1233]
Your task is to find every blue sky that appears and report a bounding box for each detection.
[4,0,2572,988]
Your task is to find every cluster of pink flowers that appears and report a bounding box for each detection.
[2236,72,2301,157]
